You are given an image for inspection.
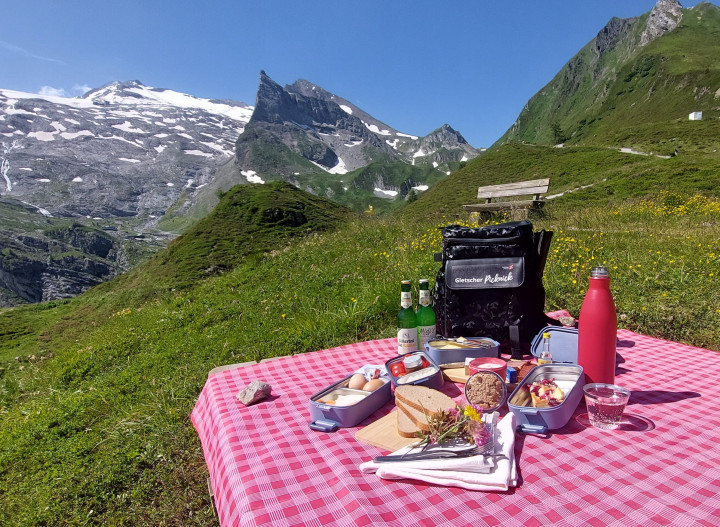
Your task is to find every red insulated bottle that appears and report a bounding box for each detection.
[577,266,617,384]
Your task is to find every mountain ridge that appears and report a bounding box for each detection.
[497,0,719,149]
[233,71,478,177]
[0,74,480,304]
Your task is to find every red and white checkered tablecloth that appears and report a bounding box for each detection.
[191,323,720,526]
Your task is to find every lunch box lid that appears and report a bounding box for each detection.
[530,326,578,363]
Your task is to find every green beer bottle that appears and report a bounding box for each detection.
[416,278,436,350]
[397,280,418,354]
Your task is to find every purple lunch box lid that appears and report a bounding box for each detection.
[530,326,578,363]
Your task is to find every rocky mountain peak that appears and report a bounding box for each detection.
[640,0,684,46]
[424,124,468,145]
[251,71,290,124]
[1,73,479,305]
[236,71,479,180]
[287,79,330,100]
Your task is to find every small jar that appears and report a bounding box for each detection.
[403,354,423,373]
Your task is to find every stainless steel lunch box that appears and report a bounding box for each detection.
[308,370,391,432]
[385,351,444,389]
[424,337,500,366]
[507,364,585,434]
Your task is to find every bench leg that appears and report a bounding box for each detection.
[510,208,529,221]
[469,211,495,225]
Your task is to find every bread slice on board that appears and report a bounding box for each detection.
[396,402,422,438]
[394,385,457,438]
[394,385,456,415]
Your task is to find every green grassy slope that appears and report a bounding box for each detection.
[311,161,446,214]
[99,181,354,306]
[402,142,720,220]
[1,152,719,524]
[499,3,720,149]
[573,4,720,150]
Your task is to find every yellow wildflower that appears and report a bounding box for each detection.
[464,405,482,422]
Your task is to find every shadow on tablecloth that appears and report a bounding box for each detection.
[628,389,701,405]
[574,412,656,432]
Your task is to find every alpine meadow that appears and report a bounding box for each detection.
[1,1,719,525]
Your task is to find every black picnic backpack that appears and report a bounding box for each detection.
[433,220,556,358]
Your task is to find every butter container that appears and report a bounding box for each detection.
[424,337,499,367]
[385,351,444,389]
[507,364,585,434]
[309,365,391,432]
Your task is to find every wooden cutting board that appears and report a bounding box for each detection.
[354,411,420,451]
[442,367,470,383]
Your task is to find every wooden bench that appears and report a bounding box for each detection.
[463,178,550,216]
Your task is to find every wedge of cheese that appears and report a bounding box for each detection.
[529,379,564,408]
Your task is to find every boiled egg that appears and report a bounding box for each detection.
[362,378,385,392]
[348,373,367,390]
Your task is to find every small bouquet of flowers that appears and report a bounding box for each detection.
[415,403,493,451]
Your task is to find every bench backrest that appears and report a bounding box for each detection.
[477,178,550,200]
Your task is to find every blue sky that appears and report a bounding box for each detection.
[1,1,677,147]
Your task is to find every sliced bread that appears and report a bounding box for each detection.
[394,385,456,438]
[396,403,422,438]
[395,398,431,436]
[394,385,456,415]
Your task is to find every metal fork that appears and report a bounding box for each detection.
[374,446,492,463]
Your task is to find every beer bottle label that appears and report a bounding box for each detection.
[419,289,430,307]
[400,291,412,309]
[397,328,418,353]
[418,325,435,348]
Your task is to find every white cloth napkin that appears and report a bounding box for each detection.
[360,413,517,491]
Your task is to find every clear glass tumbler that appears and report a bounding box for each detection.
[583,383,630,430]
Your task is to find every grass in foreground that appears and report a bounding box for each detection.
[0,192,718,525]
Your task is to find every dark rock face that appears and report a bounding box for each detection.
[47,225,116,259]
[260,206,307,227]
[595,17,633,56]
[0,220,128,303]
[234,72,480,180]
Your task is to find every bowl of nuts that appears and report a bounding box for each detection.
[464,371,507,412]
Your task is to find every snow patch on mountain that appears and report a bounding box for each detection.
[327,157,348,175]
[83,82,253,122]
[184,149,213,158]
[61,130,93,139]
[363,121,391,136]
[374,187,398,198]
[113,121,147,133]
[396,132,418,140]
[241,169,264,184]
[28,131,57,141]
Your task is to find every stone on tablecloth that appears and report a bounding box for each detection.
[558,315,576,327]
[237,380,272,406]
